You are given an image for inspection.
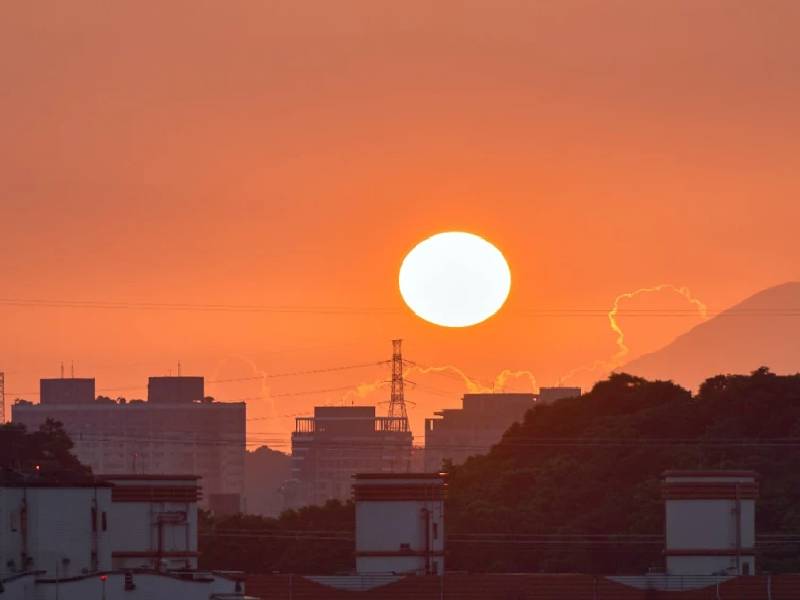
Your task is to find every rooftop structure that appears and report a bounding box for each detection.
[354,473,446,576]
[147,376,205,404]
[0,477,113,578]
[100,474,202,571]
[287,406,412,508]
[0,474,245,599]
[662,470,758,576]
[40,377,95,405]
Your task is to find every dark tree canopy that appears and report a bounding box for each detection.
[0,419,91,478]
[198,369,800,574]
[199,500,354,574]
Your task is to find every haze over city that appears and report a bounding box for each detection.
[2,2,800,598]
[3,2,800,447]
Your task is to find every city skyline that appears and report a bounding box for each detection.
[4,3,800,444]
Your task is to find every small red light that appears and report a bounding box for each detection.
[100,575,107,581]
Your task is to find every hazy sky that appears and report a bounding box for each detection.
[2,1,799,448]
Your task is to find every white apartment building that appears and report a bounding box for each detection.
[663,470,758,576]
[0,474,247,600]
[353,473,446,576]
[12,377,245,514]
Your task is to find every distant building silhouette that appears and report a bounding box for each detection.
[286,406,412,508]
[147,376,205,404]
[12,376,245,513]
[40,377,95,404]
[424,388,581,471]
[539,386,581,405]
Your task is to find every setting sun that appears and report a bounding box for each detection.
[398,231,511,328]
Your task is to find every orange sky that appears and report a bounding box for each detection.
[2,1,799,450]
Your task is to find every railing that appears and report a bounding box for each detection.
[295,418,315,433]
[294,417,410,433]
[375,417,410,432]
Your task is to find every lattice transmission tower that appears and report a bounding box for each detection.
[388,339,409,430]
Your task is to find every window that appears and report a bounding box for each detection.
[101,512,107,531]
[432,522,439,540]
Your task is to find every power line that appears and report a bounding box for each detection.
[0,298,398,314]
[196,529,800,549]
[2,297,800,317]
[7,361,387,397]
[59,431,800,450]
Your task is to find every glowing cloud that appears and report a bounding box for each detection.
[407,364,489,393]
[608,284,708,363]
[560,283,709,384]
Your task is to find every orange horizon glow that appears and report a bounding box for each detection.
[2,1,800,450]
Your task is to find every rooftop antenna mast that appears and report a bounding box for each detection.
[388,339,408,430]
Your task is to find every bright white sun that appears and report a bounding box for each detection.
[399,231,511,327]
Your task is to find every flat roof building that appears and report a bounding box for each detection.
[147,376,205,404]
[0,473,243,599]
[287,406,412,508]
[662,470,758,576]
[40,377,95,405]
[12,377,245,513]
[354,473,446,576]
[101,474,202,571]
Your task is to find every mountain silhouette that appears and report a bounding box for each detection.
[622,281,800,389]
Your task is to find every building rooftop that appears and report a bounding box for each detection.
[353,472,445,480]
[96,474,202,481]
[245,573,800,599]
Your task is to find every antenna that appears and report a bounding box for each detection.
[71,361,75,378]
[388,339,408,431]
[60,361,64,379]
[177,361,182,376]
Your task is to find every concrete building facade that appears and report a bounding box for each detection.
[353,473,446,576]
[101,475,201,571]
[0,480,113,579]
[288,407,412,508]
[662,470,758,576]
[0,475,244,600]
[12,377,245,513]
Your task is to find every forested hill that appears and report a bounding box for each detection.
[446,369,800,573]
[200,369,800,575]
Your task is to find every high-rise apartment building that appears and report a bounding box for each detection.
[12,376,245,513]
[287,406,412,507]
